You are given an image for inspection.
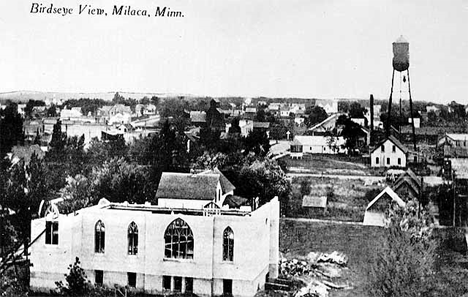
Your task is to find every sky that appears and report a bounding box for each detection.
[0,0,467,104]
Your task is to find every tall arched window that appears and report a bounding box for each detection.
[164,218,194,259]
[128,222,138,255]
[223,227,234,261]
[95,220,105,253]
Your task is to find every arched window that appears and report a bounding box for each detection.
[128,222,138,255]
[223,227,234,261]
[164,218,194,259]
[95,220,105,253]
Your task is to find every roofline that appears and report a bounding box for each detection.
[366,186,405,210]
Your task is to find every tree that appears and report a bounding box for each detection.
[0,103,24,157]
[55,257,89,296]
[49,119,67,153]
[244,130,270,157]
[349,101,366,118]
[91,158,153,205]
[150,96,160,108]
[255,109,266,122]
[337,115,365,153]
[24,100,45,119]
[112,92,125,104]
[305,106,328,127]
[269,122,288,140]
[365,201,437,297]
[427,110,438,125]
[236,158,292,213]
[449,101,466,120]
[3,153,49,258]
[47,104,58,117]
[228,117,241,136]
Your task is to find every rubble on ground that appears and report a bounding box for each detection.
[278,251,352,297]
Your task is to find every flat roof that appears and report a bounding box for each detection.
[106,204,251,217]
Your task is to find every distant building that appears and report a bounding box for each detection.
[206,99,226,132]
[268,103,282,112]
[290,104,306,115]
[253,122,270,133]
[370,136,408,168]
[190,111,207,127]
[363,187,405,226]
[279,107,290,118]
[307,114,342,136]
[350,117,366,127]
[426,105,440,114]
[294,117,305,126]
[60,108,82,120]
[438,133,468,149]
[144,104,157,115]
[316,99,338,114]
[392,169,422,200]
[30,172,279,297]
[408,117,421,128]
[290,135,346,158]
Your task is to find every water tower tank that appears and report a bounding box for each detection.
[392,35,409,72]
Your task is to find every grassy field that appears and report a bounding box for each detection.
[279,219,468,297]
[289,176,384,222]
[283,155,371,176]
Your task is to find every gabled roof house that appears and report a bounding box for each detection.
[370,135,408,168]
[363,186,406,226]
[156,170,235,209]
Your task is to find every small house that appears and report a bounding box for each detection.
[155,170,235,209]
[302,195,327,216]
[392,169,422,200]
[363,187,406,227]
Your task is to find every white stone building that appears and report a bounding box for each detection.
[30,174,279,297]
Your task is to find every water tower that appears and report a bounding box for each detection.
[386,35,417,150]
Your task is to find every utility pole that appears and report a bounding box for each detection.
[0,131,3,260]
[453,170,456,227]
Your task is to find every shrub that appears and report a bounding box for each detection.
[56,257,89,296]
[365,201,437,296]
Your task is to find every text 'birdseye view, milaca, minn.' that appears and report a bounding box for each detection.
[1,1,468,296]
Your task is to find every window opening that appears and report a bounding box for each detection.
[128,222,138,255]
[95,220,105,253]
[223,227,234,261]
[164,218,194,259]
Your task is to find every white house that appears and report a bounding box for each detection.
[279,107,290,117]
[370,136,408,168]
[426,105,440,114]
[109,113,132,125]
[30,178,279,297]
[438,133,468,149]
[60,108,82,120]
[363,187,405,226]
[408,117,421,128]
[290,135,346,158]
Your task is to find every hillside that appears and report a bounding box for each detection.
[0,91,194,103]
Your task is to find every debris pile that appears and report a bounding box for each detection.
[279,251,352,297]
